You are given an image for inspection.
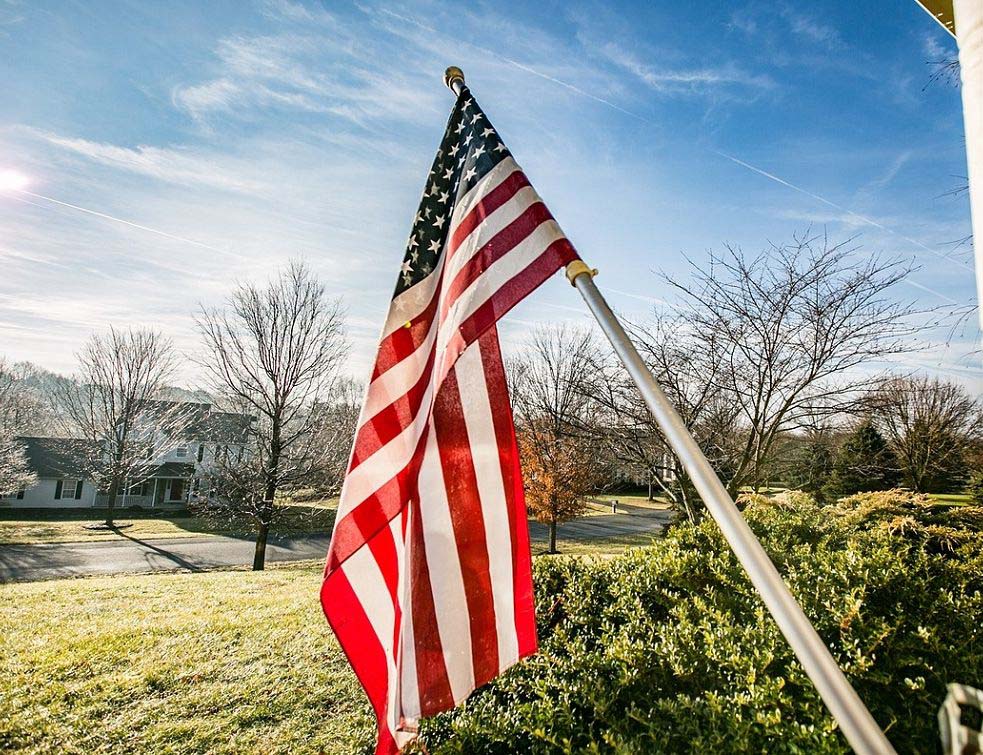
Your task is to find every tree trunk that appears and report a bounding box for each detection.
[548,519,557,554]
[105,480,118,528]
[253,481,277,571]
[648,470,654,501]
[253,521,270,571]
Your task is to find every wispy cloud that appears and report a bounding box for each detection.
[26,129,268,194]
[857,150,912,196]
[728,10,758,36]
[597,43,775,94]
[922,33,947,60]
[261,0,334,25]
[778,5,843,48]
[172,30,443,128]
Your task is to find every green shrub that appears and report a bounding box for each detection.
[830,489,983,556]
[825,421,900,498]
[414,493,983,754]
[968,471,983,506]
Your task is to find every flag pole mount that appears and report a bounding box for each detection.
[444,66,466,95]
[563,261,895,755]
[565,259,597,284]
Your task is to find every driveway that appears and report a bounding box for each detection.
[0,504,671,583]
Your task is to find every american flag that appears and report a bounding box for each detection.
[320,81,578,754]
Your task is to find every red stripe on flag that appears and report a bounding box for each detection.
[372,287,439,380]
[439,238,579,385]
[432,358,500,687]
[320,569,399,755]
[448,170,530,259]
[479,329,538,656]
[441,202,554,322]
[408,496,456,716]
[350,345,436,471]
[329,429,429,572]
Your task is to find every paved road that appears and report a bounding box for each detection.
[0,505,671,583]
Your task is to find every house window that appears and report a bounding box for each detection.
[55,479,83,500]
[15,490,24,500]
[175,445,188,458]
[125,482,148,497]
[169,479,185,501]
[196,444,204,462]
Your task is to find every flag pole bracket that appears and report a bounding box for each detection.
[444,66,466,94]
[565,260,597,286]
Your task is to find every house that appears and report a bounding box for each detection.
[2,437,103,507]
[1,402,252,509]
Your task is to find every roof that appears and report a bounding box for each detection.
[192,410,253,443]
[914,0,956,36]
[17,437,101,478]
[151,462,195,478]
[140,400,252,443]
[17,438,197,479]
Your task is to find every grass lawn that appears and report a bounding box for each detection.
[0,530,652,754]
[0,561,375,754]
[591,493,672,512]
[927,492,973,506]
[0,502,337,545]
[536,531,658,556]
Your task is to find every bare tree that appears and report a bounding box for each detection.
[0,360,39,496]
[0,359,61,437]
[0,436,34,496]
[590,314,742,523]
[596,233,918,520]
[510,326,605,553]
[195,261,349,570]
[868,376,982,493]
[57,329,185,526]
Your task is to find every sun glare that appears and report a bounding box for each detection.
[0,169,30,192]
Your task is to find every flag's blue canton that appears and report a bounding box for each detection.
[394,86,513,296]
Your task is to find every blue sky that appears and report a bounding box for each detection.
[0,0,974,388]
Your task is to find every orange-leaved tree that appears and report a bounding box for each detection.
[511,326,603,553]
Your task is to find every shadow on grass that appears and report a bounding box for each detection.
[0,503,338,542]
[109,526,204,572]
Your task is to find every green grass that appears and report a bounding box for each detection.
[927,492,973,506]
[0,528,653,754]
[0,561,375,755]
[0,503,337,545]
[591,493,672,511]
[535,531,658,556]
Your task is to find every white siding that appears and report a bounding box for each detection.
[0,478,98,508]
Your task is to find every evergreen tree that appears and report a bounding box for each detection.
[825,420,899,498]
[784,433,834,503]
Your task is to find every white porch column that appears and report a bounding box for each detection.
[954,0,983,337]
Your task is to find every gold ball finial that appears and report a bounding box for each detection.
[443,66,465,93]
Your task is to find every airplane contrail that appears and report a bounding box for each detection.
[12,188,240,258]
[902,278,964,305]
[712,151,974,272]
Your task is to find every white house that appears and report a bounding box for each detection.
[1,403,252,509]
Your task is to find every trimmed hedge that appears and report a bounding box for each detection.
[414,491,983,754]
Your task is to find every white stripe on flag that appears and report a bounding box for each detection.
[437,218,566,357]
[343,543,397,654]
[337,377,436,520]
[448,157,520,232]
[456,344,520,668]
[417,424,475,704]
[443,184,541,286]
[361,321,439,422]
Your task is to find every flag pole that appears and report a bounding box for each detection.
[562,261,894,754]
[442,66,894,755]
